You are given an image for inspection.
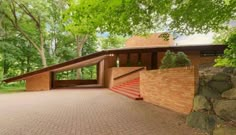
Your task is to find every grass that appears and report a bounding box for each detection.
[0,86,25,93]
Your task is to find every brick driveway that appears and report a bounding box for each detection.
[0,89,202,135]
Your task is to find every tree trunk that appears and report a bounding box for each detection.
[90,70,93,79]
[40,32,47,68]
[3,58,8,78]
[39,47,47,68]
[75,35,88,79]
[76,40,83,79]
[20,60,24,74]
[26,55,30,72]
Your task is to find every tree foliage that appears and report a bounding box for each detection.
[0,0,69,67]
[65,0,236,35]
[215,30,236,67]
[99,35,126,50]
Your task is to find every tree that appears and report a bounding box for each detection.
[64,2,98,79]
[0,37,40,78]
[213,26,236,67]
[0,0,79,82]
[0,16,41,79]
[80,35,98,79]
[55,35,98,80]
[0,0,69,68]
[99,35,126,50]
[45,0,71,64]
[65,0,236,68]
[65,0,236,35]
[0,0,49,67]
[214,30,236,67]
[0,30,41,77]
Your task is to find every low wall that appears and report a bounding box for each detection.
[25,72,51,91]
[140,66,198,114]
[107,67,145,88]
[53,80,97,88]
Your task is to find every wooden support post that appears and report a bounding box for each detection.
[96,63,100,81]
[50,72,55,89]
[116,54,119,67]
[151,52,158,69]
[98,60,105,86]
[138,53,142,66]
[127,53,131,66]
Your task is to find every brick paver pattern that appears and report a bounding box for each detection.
[0,89,202,135]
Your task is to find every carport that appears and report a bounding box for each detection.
[4,52,108,91]
[51,55,106,89]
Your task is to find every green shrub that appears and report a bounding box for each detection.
[160,50,191,69]
[160,50,176,69]
[175,52,191,67]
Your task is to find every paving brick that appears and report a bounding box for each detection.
[0,89,203,135]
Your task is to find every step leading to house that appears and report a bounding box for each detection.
[110,78,143,100]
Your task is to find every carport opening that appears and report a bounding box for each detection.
[56,65,97,80]
[52,65,98,89]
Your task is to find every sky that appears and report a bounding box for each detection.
[175,20,236,45]
[175,33,214,45]
[97,32,218,46]
[97,20,236,46]
[97,31,216,46]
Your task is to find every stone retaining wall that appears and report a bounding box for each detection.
[187,67,236,134]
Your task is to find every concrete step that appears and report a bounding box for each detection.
[122,78,140,83]
[118,81,140,87]
[113,85,139,92]
[128,85,140,89]
[111,78,142,100]
[121,81,139,86]
[111,87,140,96]
[111,89,143,100]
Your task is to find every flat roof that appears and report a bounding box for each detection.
[3,44,226,83]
